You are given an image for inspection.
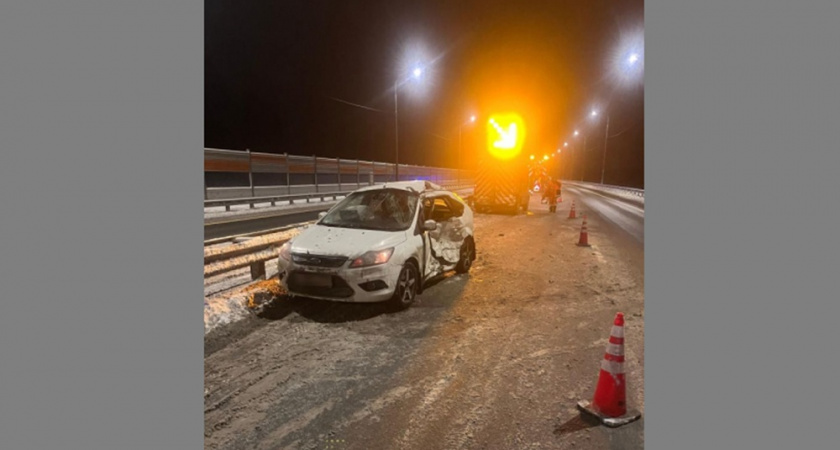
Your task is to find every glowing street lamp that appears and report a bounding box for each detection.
[394,64,426,181]
[596,47,642,184]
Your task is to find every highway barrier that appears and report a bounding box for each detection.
[205,147,475,200]
[563,181,644,207]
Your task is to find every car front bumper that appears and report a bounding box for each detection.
[277,258,401,303]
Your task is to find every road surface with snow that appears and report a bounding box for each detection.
[204,190,645,450]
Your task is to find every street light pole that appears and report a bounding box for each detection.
[574,131,586,182]
[394,79,399,182]
[600,114,610,185]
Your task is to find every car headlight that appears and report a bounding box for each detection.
[279,242,292,261]
[349,247,394,268]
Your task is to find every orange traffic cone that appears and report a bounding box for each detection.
[577,312,642,427]
[568,200,576,219]
[577,214,590,247]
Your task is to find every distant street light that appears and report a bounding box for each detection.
[595,48,642,184]
[394,65,426,181]
[530,154,535,160]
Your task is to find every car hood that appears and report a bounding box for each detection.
[289,224,408,258]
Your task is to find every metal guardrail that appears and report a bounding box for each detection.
[205,191,353,211]
[563,180,644,206]
[595,183,644,198]
[204,228,304,281]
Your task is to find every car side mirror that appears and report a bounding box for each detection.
[423,220,437,232]
[318,211,328,220]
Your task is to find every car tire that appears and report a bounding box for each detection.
[455,238,475,274]
[390,262,419,310]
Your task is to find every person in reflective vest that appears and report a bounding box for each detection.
[545,177,560,212]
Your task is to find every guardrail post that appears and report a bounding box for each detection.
[247,148,255,198]
[250,261,266,281]
[313,154,319,193]
[285,152,291,195]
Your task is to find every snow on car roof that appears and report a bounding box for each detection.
[354,180,443,194]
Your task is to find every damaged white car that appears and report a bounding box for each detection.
[277,181,475,309]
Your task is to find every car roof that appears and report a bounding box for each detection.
[354,180,444,194]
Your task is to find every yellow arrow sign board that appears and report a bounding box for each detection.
[486,113,525,160]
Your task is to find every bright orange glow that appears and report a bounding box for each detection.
[486,113,526,160]
[543,155,549,160]
[529,155,535,160]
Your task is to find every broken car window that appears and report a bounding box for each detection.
[447,195,465,217]
[320,189,419,231]
[430,198,453,222]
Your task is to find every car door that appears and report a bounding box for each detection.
[418,196,438,280]
[426,194,468,270]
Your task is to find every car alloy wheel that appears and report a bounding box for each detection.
[391,263,418,309]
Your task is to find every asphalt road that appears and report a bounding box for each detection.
[204,190,645,450]
[564,184,645,244]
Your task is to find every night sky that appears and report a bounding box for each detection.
[205,0,645,188]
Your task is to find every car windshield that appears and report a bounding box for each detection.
[319,189,419,231]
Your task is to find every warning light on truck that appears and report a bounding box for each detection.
[486,113,525,160]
